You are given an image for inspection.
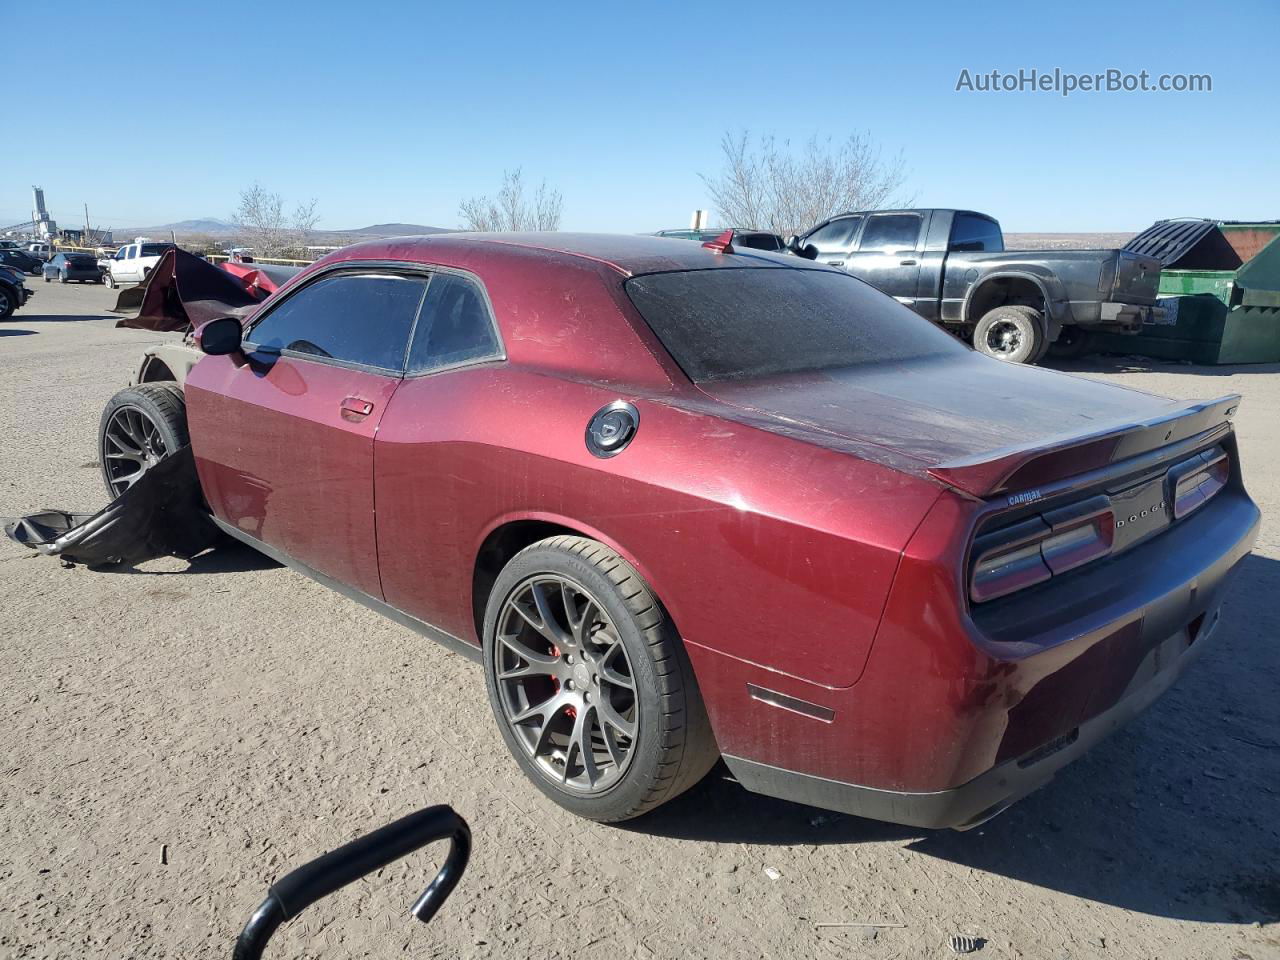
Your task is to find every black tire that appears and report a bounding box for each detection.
[482,535,718,822]
[0,286,14,319]
[105,272,116,289]
[43,274,50,283]
[98,382,189,499]
[1048,326,1095,360]
[973,305,1046,364]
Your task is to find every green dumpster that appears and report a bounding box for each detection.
[1094,219,1280,364]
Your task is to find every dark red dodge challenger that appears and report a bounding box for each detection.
[113,233,1259,827]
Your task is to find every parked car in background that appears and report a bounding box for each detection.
[790,209,1164,363]
[655,228,786,252]
[0,263,33,318]
[26,242,54,261]
[43,252,104,284]
[0,248,44,275]
[99,233,1257,829]
[103,241,175,288]
[0,240,23,250]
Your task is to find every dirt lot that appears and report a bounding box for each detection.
[2,281,1278,960]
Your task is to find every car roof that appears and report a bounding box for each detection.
[822,208,995,222]
[324,232,802,278]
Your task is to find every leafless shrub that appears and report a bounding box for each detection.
[233,184,320,258]
[459,169,562,231]
[701,131,910,238]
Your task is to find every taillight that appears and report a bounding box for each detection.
[1169,449,1228,519]
[971,496,1114,603]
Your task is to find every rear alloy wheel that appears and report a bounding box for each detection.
[973,305,1046,364]
[98,383,189,498]
[483,536,718,822]
[59,270,68,284]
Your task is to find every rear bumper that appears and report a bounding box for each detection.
[1096,301,1165,331]
[725,605,1223,829]
[697,483,1259,830]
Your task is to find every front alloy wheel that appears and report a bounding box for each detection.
[98,383,189,498]
[494,575,638,792]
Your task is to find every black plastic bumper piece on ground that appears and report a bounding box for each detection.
[232,805,471,960]
[3,445,216,568]
[724,603,1225,830]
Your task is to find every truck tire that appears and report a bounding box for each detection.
[974,305,1046,364]
[99,383,189,499]
[483,535,719,822]
[1048,327,1095,360]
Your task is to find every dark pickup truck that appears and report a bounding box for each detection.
[790,209,1163,363]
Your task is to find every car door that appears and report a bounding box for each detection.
[801,216,862,268]
[841,212,926,307]
[115,245,136,281]
[186,267,429,599]
[372,270,505,635]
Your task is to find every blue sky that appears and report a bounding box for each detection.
[4,0,1277,233]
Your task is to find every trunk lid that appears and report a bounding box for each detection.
[698,353,1238,497]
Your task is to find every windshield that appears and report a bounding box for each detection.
[624,267,964,382]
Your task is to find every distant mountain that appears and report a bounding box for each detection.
[107,219,451,241]
[338,223,452,236]
[115,218,241,237]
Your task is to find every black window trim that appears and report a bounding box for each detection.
[242,259,506,378]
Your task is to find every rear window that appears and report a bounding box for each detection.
[140,243,171,257]
[950,214,1004,253]
[68,255,97,266]
[624,267,964,382]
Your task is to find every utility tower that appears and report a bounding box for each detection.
[31,186,57,239]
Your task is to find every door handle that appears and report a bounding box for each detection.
[340,397,375,420]
[827,260,845,267]
[899,259,918,266]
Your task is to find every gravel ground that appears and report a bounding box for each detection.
[2,281,1278,960]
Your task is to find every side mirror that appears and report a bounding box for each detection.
[798,244,818,260]
[196,317,243,356]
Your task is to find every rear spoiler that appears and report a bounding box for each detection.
[927,394,1241,499]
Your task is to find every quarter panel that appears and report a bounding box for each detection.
[373,366,939,688]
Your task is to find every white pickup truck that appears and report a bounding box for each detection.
[103,240,176,289]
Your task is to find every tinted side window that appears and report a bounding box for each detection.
[858,214,922,252]
[805,217,860,252]
[949,214,1004,252]
[248,272,427,370]
[407,273,501,375]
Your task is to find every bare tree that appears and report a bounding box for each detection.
[233,184,320,257]
[459,169,563,231]
[701,131,909,238]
